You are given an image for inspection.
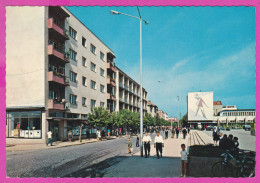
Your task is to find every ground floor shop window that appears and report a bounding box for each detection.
[67,121,89,136]
[6,111,42,138]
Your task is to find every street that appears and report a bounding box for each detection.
[6,131,167,178]
[201,129,255,151]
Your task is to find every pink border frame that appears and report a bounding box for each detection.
[0,0,259,182]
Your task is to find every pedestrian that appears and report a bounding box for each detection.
[46,130,53,146]
[187,127,190,134]
[171,128,175,138]
[96,129,101,140]
[227,134,235,150]
[233,137,239,149]
[68,130,73,142]
[212,127,220,145]
[108,129,111,137]
[154,131,164,159]
[180,144,188,177]
[128,138,133,155]
[182,128,187,139]
[165,130,168,139]
[219,134,228,150]
[143,132,152,158]
[176,128,180,138]
[136,135,140,147]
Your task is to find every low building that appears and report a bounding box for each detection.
[147,101,158,117]
[157,110,168,120]
[213,101,222,116]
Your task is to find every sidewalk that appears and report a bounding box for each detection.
[6,136,127,152]
[103,133,190,178]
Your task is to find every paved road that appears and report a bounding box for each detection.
[6,131,170,178]
[201,129,255,151]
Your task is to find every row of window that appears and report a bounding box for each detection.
[69,27,105,61]
[69,94,105,108]
[222,111,256,117]
[69,72,105,92]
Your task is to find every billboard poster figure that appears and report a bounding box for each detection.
[195,94,209,119]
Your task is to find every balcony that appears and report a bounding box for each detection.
[107,93,116,101]
[107,78,116,87]
[119,82,124,88]
[48,99,69,110]
[48,71,70,86]
[48,42,70,63]
[107,62,116,72]
[119,98,123,102]
[48,18,69,40]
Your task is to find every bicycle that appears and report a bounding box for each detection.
[212,150,255,177]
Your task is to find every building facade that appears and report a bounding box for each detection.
[157,110,169,120]
[6,6,116,143]
[115,67,148,113]
[147,101,158,117]
[213,101,222,116]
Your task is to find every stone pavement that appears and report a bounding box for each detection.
[6,136,126,152]
[103,133,190,178]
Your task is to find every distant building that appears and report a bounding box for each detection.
[213,101,222,116]
[222,105,238,111]
[168,117,178,123]
[147,101,158,117]
[157,110,168,120]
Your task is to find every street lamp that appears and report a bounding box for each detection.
[158,80,173,130]
[110,8,148,157]
[177,96,180,128]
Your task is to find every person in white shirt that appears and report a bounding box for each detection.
[46,130,53,146]
[143,132,152,158]
[154,131,164,159]
[180,144,189,177]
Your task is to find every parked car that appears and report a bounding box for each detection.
[219,127,225,131]
[225,127,231,131]
[206,126,214,131]
[243,125,251,131]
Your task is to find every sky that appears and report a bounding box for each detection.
[67,6,255,118]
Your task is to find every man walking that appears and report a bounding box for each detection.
[154,131,164,159]
[182,128,187,139]
[176,127,180,139]
[46,130,53,146]
[143,132,152,158]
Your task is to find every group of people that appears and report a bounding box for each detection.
[171,127,190,139]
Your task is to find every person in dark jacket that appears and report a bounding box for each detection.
[212,127,220,145]
[176,128,180,138]
[227,134,235,150]
[182,128,187,139]
[219,134,228,150]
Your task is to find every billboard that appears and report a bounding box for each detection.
[188,92,213,121]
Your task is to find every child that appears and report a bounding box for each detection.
[136,135,140,147]
[180,144,188,177]
[233,137,239,148]
[128,138,133,155]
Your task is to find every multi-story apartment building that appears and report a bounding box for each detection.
[115,67,148,113]
[6,6,116,143]
[157,110,168,120]
[147,101,158,117]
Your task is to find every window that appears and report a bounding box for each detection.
[100,102,105,107]
[100,85,105,93]
[82,76,87,86]
[70,49,77,61]
[91,80,96,89]
[49,90,57,99]
[91,99,96,108]
[69,26,77,39]
[70,71,77,82]
[91,62,96,72]
[82,97,86,106]
[82,37,86,47]
[90,44,96,54]
[6,111,42,139]
[70,94,77,105]
[100,52,105,61]
[100,68,104,77]
[82,57,86,67]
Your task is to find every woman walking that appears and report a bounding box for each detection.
[212,126,220,145]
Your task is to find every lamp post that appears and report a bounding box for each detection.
[158,81,173,129]
[177,96,180,127]
[110,8,148,157]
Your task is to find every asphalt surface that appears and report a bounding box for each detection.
[201,129,255,151]
[6,131,169,178]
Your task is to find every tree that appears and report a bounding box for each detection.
[180,113,188,127]
[88,107,111,128]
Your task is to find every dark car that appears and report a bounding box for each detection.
[243,125,251,131]
[206,126,214,131]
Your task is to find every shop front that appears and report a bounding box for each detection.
[6,110,47,144]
